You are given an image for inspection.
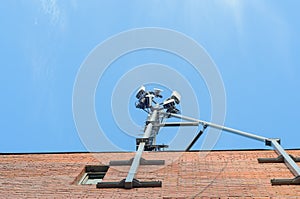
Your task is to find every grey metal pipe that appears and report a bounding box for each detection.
[169,113,268,142]
[159,122,199,127]
[143,123,153,138]
[125,122,154,188]
[125,142,145,188]
[271,139,300,176]
[169,113,300,178]
[148,109,158,122]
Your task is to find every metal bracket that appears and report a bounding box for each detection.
[265,138,280,146]
[136,138,150,145]
[145,144,168,151]
[271,176,300,185]
[97,178,162,189]
[258,155,300,163]
[110,157,165,166]
[99,120,165,189]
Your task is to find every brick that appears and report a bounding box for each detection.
[0,150,300,198]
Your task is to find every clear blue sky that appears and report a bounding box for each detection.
[1,0,300,153]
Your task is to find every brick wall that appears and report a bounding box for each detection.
[0,150,299,198]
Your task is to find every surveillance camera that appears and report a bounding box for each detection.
[163,98,176,109]
[136,85,146,99]
[171,91,181,104]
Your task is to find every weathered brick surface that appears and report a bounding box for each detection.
[0,150,300,198]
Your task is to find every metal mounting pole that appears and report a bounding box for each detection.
[125,142,146,188]
[271,139,300,176]
[168,112,300,184]
[98,104,164,189]
[124,122,153,188]
[169,113,268,142]
[124,109,161,188]
[98,86,300,187]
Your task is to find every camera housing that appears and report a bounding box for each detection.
[170,91,181,104]
[163,98,176,109]
[136,85,146,99]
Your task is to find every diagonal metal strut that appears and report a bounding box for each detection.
[125,110,159,188]
[168,112,300,181]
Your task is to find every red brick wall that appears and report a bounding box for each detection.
[0,150,300,198]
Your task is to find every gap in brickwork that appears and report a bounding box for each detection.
[75,165,109,185]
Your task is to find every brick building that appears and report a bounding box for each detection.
[1,150,300,198]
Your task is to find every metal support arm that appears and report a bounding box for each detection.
[169,113,268,142]
[271,139,300,176]
[125,142,145,188]
[168,112,300,183]
[124,122,154,188]
[159,122,199,127]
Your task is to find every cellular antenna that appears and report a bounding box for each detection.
[97,86,300,189]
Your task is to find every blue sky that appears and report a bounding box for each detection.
[1,0,300,152]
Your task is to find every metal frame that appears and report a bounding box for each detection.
[168,112,300,185]
[258,155,300,163]
[97,107,166,189]
[97,87,300,188]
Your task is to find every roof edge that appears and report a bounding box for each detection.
[1,148,300,155]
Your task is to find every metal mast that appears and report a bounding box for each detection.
[97,85,300,188]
